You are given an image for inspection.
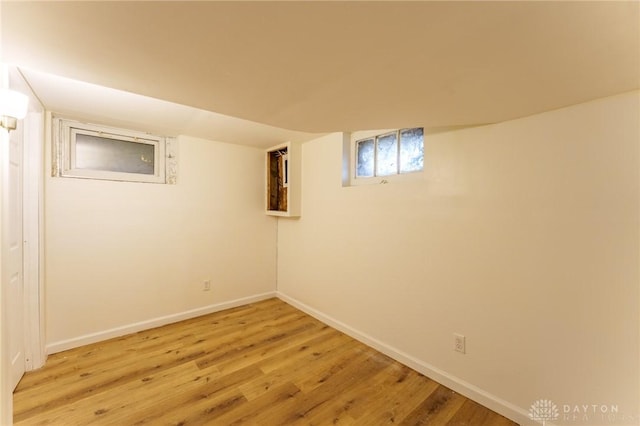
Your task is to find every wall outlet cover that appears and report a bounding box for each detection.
[454,333,466,354]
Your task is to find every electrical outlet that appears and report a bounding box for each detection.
[203,280,211,291]
[454,333,466,354]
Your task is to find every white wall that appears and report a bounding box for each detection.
[45,134,276,351]
[277,92,639,425]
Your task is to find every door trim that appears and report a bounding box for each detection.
[22,109,45,371]
[0,66,46,425]
[7,66,46,373]
[8,67,46,372]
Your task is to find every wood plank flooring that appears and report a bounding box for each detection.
[14,298,518,425]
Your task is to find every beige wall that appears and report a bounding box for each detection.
[277,92,639,424]
[45,134,276,350]
[41,91,639,423]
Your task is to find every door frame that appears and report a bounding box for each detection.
[22,108,45,371]
[10,67,46,372]
[0,65,45,424]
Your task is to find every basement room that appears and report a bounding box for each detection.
[0,1,638,425]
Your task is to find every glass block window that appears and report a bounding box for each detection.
[356,138,375,177]
[53,118,175,184]
[399,128,424,173]
[355,128,424,179]
[376,132,398,176]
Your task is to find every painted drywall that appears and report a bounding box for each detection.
[45,133,276,350]
[277,92,639,425]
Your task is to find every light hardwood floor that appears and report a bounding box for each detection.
[14,298,518,425]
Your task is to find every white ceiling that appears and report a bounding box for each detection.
[2,1,639,147]
[16,68,321,147]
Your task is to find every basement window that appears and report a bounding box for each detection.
[53,118,177,184]
[354,127,424,181]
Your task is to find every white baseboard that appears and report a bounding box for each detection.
[276,291,532,426]
[46,292,277,355]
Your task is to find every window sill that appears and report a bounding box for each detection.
[349,170,425,187]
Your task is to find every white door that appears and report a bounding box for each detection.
[7,120,25,390]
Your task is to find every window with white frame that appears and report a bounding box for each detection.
[355,127,424,180]
[53,118,177,184]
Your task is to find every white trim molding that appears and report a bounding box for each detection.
[52,117,175,184]
[276,291,531,426]
[22,109,46,371]
[46,292,276,355]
